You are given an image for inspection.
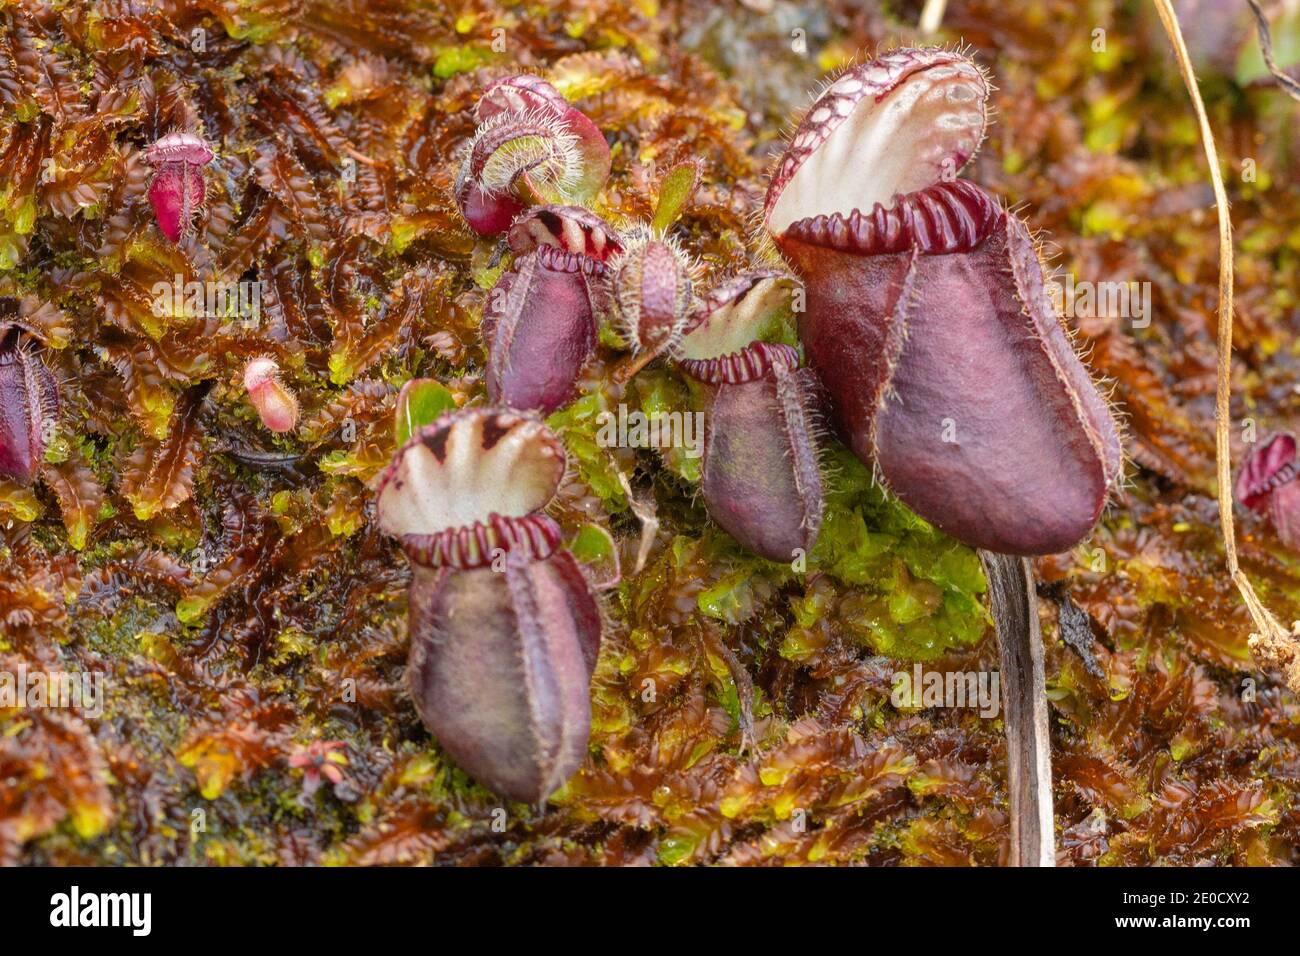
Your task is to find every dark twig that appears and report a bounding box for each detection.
[979,550,1055,867]
[215,442,306,471]
[1247,0,1300,101]
[1038,581,1105,679]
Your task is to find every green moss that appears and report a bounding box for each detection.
[547,392,629,509]
[807,446,988,660]
[433,44,495,78]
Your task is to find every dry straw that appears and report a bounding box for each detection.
[1152,0,1300,691]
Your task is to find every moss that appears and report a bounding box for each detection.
[2,0,1300,869]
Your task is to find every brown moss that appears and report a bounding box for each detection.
[1,0,1299,866]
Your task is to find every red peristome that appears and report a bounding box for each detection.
[406,547,601,803]
[482,248,597,414]
[1235,432,1297,512]
[782,180,1000,256]
[145,131,215,167]
[679,341,799,386]
[0,323,59,486]
[507,205,621,266]
[401,511,563,570]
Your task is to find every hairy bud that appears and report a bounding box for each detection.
[243,357,299,434]
[607,230,695,357]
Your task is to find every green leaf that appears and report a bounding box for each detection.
[651,161,700,233]
[569,523,620,587]
[394,378,457,447]
[175,595,212,625]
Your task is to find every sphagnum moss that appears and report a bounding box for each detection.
[1,0,1300,867]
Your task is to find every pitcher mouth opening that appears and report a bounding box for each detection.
[507,205,623,269]
[763,49,989,245]
[376,407,567,568]
[676,272,802,384]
